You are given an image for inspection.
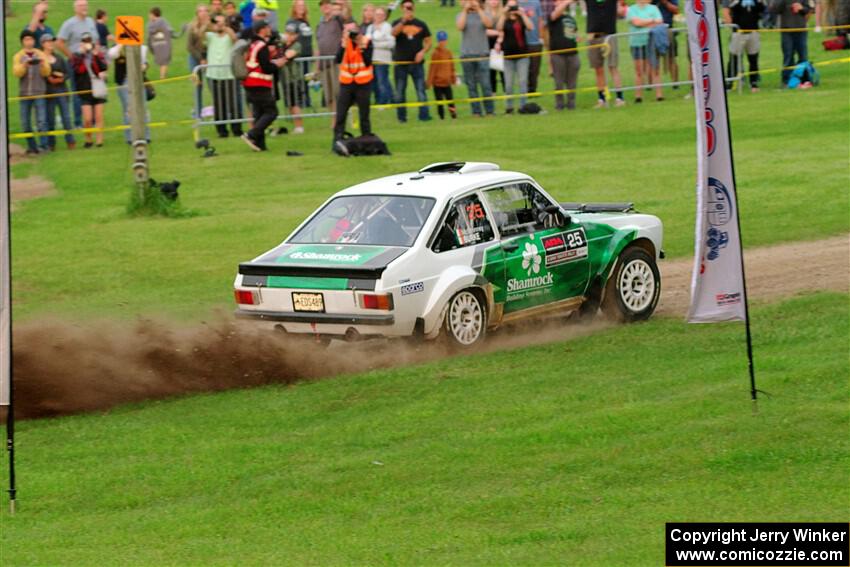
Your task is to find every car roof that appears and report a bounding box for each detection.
[334,163,533,201]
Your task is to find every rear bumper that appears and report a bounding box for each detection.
[234,309,395,326]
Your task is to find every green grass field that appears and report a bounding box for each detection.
[2,2,848,564]
[1,292,848,564]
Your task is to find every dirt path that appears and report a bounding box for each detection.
[658,235,849,316]
[9,144,57,211]
[8,235,848,420]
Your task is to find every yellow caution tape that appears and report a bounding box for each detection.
[8,74,194,102]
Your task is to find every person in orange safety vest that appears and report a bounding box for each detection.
[332,22,374,154]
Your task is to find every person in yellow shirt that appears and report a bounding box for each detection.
[13,30,52,154]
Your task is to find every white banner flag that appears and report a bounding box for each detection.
[685,0,747,323]
[1,15,11,406]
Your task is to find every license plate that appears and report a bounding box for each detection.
[292,292,325,312]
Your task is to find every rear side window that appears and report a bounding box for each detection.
[432,194,495,253]
[483,183,554,236]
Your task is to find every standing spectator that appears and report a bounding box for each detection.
[585,0,626,107]
[333,23,374,154]
[287,0,314,107]
[13,30,51,155]
[41,34,76,150]
[206,14,244,137]
[367,7,395,104]
[496,0,533,114]
[317,0,347,121]
[485,0,505,93]
[23,2,54,48]
[187,4,212,116]
[241,20,285,151]
[442,0,457,8]
[426,30,458,119]
[57,0,98,128]
[256,0,280,30]
[652,0,679,86]
[723,0,766,92]
[211,0,225,16]
[518,0,544,93]
[548,0,581,110]
[457,0,495,117]
[769,0,814,86]
[391,0,433,123]
[147,7,177,80]
[95,9,112,47]
[279,22,305,133]
[225,2,243,32]
[627,0,663,102]
[360,3,376,33]
[107,43,152,143]
[70,32,107,147]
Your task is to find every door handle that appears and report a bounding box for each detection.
[502,241,519,252]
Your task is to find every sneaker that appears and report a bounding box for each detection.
[505,108,514,114]
[333,139,350,156]
[634,97,643,104]
[614,98,626,107]
[750,86,760,93]
[595,99,608,109]
[25,148,39,155]
[67,142,76,150]
[293,126,305,134]
[656,96,665,102]
[84,142,94,148]
[241,133,262,152]
[800,81,813,89]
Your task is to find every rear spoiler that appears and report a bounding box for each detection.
[238,262,386,280]
[560,202,635,213]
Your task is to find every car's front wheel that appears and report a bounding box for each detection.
[443,289,487,348]
[601,247,661,322]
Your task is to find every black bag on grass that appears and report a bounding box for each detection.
[334,132,391,157]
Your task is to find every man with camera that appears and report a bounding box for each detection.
[391,0,433,123]
[241,19,288,151]
[13,29,51,154]
[457,0,495,117]
[333,23,374,155]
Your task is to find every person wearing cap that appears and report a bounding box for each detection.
[280,22,306,133]
[391,0,433,122]
[332,22,374,154]
[57,0,98,128]
[425,30,458,119]
[13,30,51,154]
[70,31,108,147]
[23,2,54,49]
[241,19,287,151]
[41,33,77,150]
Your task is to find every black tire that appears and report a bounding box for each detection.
[601,247,661,322]
[442,289,487,348]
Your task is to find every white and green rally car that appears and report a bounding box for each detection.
[234,162,663,347]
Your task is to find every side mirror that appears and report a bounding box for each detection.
[544,204,571,228]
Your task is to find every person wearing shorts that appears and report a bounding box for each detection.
[585,0,625,107]
[723,0,765,92]
[626,0,663,102]
[652,0,679,85]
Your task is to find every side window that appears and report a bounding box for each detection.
[483,183,554,236]
[432,194,495,253]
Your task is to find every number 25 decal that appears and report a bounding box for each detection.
[466,203,485,221]
[566,231,584,248]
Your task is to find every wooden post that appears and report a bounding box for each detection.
[125,45,149,200]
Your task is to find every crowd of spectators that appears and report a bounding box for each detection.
[12,0,834,155]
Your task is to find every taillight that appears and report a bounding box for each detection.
[234,289,259,305]
[359,293,393,311]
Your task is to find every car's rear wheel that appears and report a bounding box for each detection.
[443,289,487,348]
[601,247,660,322]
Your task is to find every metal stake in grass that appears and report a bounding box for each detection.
[126,45,151,203]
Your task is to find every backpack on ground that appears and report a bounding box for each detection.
[517,102,542,114]
[231,39,251,81]
[787,61,820,89]
[333,132,391,157]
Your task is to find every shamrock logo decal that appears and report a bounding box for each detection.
[521,242,542,276]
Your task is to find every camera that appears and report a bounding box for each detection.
[28,57,41,65]
[508,5,519,11]
[349,29,360,40]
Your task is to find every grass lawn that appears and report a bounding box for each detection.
[1,292,847,565]
[4,2,848,321]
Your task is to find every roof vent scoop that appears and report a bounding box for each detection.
[419,162,500,174]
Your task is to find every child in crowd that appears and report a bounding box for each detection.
[95,9,112,47]
[426,30,458,119]
[626,0,663,102]
[13,30,51,154]
[147,7,177,80]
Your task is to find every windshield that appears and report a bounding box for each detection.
[289,195,437,247]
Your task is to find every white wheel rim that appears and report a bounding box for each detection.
[449,292,483,345]
[618,259,656,312]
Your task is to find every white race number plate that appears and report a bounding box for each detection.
[292,292,325,312]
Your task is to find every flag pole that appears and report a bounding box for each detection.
[1,7,17,513]
[712,5,758,405]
